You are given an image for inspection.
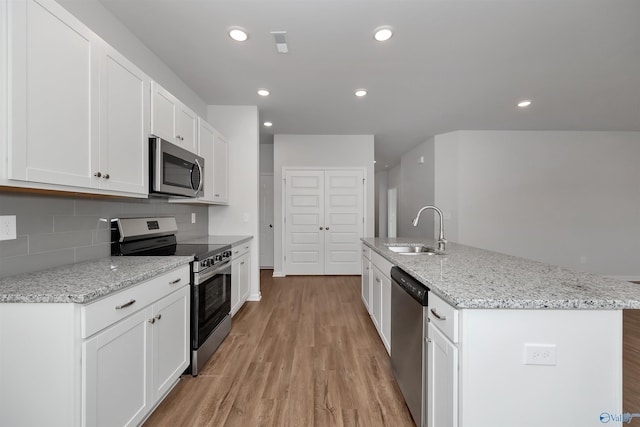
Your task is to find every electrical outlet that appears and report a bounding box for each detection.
[0,215,17,241]
[191,213,196,224]
[524,344,557,365]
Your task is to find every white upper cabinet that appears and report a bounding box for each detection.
[8,0,100,189]
[98,45,149,195]
[212,132,229,204]
[151,82,197,153]
[7,0,149,196]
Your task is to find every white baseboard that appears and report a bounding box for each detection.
[248,292,262,301]
[272,271,286,277]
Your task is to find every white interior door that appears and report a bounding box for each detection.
[324,170,364,274]
[260,174,274,268]
[284,170,325,275]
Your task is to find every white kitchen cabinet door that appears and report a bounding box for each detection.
[176,104,198,152]
[98,45,149,195]
[150,82,177,144]
[212,134,229,204]
[9,0,100,188]
[150,81,197,152]
[195,118,215,202]
[361,255,371,310]
[83,308,152,427]
[152,286,190,400]
[380,271,391,353]
[284,170,325,275]
[371,265,382,330]
[239,252,251,304]
[231,244,251,316]
[324,170,364,275]
[427,322,459,427]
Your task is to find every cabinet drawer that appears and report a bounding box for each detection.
[428,292,459,343]
[81,265,189,338]
[370,250,394,279]
[232,242,251,259]
[361,244,371,260]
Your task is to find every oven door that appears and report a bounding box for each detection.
[192,260,231,349]
[150,137,204,197]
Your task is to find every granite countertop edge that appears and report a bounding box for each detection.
[181,235,253,246]
[0,256,194,304]
[362,238,640,310]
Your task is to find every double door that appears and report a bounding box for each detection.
[284,169,364,275]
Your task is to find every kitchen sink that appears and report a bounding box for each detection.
[386,245,440,255]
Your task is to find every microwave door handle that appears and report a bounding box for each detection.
[194,158,203,196]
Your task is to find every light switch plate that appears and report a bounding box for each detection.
[0,215,17,241]
[191,212,196,224]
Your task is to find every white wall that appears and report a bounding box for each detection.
[207,106,261,300]
[435,130,640,278]
[375,170,388,237]
[387,164,401,237]
[57,0,207,116]
[398,138,436,238]
[259,144,274,174]
[273,134,375,275]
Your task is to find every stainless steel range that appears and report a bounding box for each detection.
[111,217,232,376]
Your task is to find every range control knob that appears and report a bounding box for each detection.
[215,254,222,262]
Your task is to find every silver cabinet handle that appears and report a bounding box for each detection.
[148,317,155,324]
[93,172,102,177]
[116,299,135,310]
[169,278,181,285]
[155,314,162,321]
[325,227,330,230]
[430,308,447,320]
[319,227,324,230]
[240,261,245,265]
[214,194,221,197]
[103,174,110,180]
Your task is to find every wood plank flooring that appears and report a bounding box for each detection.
[144,271,415,427]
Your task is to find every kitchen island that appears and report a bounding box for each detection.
[362,237,640,427]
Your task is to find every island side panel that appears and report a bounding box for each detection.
[459,308,622,427]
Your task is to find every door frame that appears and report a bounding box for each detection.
[281,166,368,276]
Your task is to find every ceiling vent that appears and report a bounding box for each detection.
[270,31,289,54]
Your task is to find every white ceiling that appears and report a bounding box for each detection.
[97,0,640,169]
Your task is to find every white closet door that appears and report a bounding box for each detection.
[284,170,325,275]
[324,170,364,274]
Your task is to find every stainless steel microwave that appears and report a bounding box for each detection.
[149,136,204,198]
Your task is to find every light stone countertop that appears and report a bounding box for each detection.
[0,256,193,304]
[362,237,640,310]
[182,235,253,246]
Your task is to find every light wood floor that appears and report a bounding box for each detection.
[144,271,415,427]
[624,309,640,415]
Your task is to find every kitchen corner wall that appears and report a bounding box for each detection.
[434,130,640,278]
[0,192,208,279]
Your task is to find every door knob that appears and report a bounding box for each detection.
[269,224,273,228]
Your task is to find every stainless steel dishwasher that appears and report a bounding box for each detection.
[390,266,429,427]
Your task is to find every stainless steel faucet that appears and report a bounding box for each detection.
[412,205,447,252]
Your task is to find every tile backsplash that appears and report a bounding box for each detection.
[0,191,208,278]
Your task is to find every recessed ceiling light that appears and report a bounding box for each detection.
[228,27,248,42]
[354,89,368,97]
[257,89,270,97]
[264,121,273,127]
[517,100,532,108]
[374,27,393,42]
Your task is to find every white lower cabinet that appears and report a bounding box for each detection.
[427,321,458,427]
[0,265,190,427]
[231,241,252,316]
[362,244,393,354]
[84,280,190,427]
[83,308,151,427]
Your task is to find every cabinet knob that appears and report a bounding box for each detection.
[93,172,102,178]
[103,174,110,180]
[319,227,324,230]
[325,227,330,231]
[155,314,162,321]
[148,318,156,324]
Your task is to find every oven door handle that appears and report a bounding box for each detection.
[195,259,231,283]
